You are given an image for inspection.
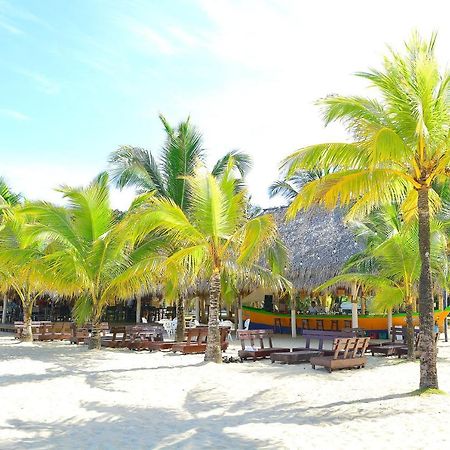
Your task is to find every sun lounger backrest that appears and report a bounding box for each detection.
[332,337,370,359]
[237,330,274,350]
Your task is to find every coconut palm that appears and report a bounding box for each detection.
[23,173,166,349]
[110,115,252,337]
[268,169,332,202]
[109,114,252,208]
[0,179,21,324]
[318,218,447,359]
[280,33,449,389]
[0,211,50,341]
[130,164,290,362]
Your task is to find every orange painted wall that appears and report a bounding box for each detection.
[243,307,449,331]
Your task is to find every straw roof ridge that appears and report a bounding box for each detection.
[262,205,363,290]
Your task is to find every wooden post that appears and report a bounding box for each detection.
[291,298,297,338]
[1,295,7,324]
[438,293,444,311]
[351,282,359,329]
[135,295,142,323]
[237,294,243,330]
[194,297,200,321]
[387,308,393,338]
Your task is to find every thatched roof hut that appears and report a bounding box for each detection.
[266,206,363,291]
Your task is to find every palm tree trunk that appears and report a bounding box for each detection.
[1,295,7,324]
[135,295,142,323]
[200,296,206,323]
[237,294,243,330]
[417,187,438,389]
[88,318,102,350]
[205,270,222,363]
[387,308,393,339]
[405,302,415,360]
[175,294,185,342]
[22,299,33,342]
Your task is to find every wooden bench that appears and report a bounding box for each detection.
[310,337,370,372]
[237,329,290,361]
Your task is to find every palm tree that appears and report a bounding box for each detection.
[109,114,252,338]
[0,211,49,341]
[130,164,290,362]
[318,217,447,359]
[280,33,449,389]
[0,178,21,324]
[268,169,332,202]
[24,173,165,349]
[109,114,252,208]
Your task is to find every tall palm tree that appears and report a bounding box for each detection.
[24,173,165,349]
[110,114,252,337]
[0,178,21,324]
[0,211,49,341]
[280,33,449,389]
[130,163,290,362]
[109,114,252,208]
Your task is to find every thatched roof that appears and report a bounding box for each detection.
[266,206,362,291]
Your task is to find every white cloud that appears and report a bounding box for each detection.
[0,108,30,120]
[171,0,450,207]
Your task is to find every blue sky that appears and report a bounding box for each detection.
[1,0,449,209]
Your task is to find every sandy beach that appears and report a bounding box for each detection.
[1,333,449,449]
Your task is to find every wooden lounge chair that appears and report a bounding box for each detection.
[293,332,353,355]
[102,325,127,348]
[126,325,165,351]
[70,325,90,344]
[172,327,229,354]
[172,328,208,354]
[396,332,439,359]
[238,329,290,361]
[50,322,72,340]
[310,337,370,372]
[370,327,419,356]
[14,321,52,340]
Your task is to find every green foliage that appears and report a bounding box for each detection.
[23,173,166,325]
[281,33,449,221]
[109,114,252,211]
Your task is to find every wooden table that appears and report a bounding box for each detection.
[270,350,323,364]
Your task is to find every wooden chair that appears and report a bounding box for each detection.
[316,319,324,331]
[301,319,309,330]
[237,329,290,361]
[310,337,370,372]
[343,320,352,329]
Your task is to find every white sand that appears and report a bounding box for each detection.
[1,334,450,449]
